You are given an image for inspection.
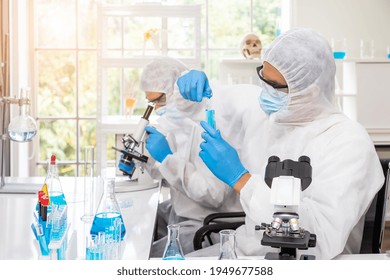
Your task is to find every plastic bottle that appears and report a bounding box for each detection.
[90,178,126,240]
[218,229,238,260]
[162,224,185,260]
[46,154,67,207]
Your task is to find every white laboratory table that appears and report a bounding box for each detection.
[0,176,160,260]
[183,254,390,260]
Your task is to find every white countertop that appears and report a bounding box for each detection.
[0,176,160,260]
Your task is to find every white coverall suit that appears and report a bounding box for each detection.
[139,57,243,257]
[185,28,384,259]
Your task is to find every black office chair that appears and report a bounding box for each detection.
[359,158,389,253]
[193,211,246,251]
[193,159,390,253]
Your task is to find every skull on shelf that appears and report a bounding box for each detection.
[240,33,262,59]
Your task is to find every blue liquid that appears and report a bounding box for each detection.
[86,247,103,260]
[90,212,126,240]
[388,54,390,59]
[163,255,185,260]
[333,51,346,59]
[49,193,67,206]
[8,130,37,142]
[206,109,216,129]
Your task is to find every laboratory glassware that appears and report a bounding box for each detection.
[360,39,375,59]
[46,154,67,207]
[81,146,95,222]
[7,88,37,142]
[331,38,347,59]
[218,229,238,260]
[162,224,185,260]
[90,177,126,240]
[387,46,390,59]
[206,109,216,129]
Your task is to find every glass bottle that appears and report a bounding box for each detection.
[218,229,238,260]
[90,178,126,240]
[46,154,67,207]
[162,224,185,260]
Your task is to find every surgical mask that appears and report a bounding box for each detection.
[155,106,167,116]
[258,84,289,115]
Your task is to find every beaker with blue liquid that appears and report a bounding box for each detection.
[331,38,347,59]
[90,178,126,240]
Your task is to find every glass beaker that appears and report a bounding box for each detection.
[360,39,375,59]
[81,146,95,222]
[125,97,137,118]
[90,178,126,240]
[218,229,238,260]
[331,38,347,59]
[162,224,185,260]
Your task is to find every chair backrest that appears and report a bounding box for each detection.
[359,159,389,254]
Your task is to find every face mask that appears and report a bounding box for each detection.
[155,106,167,116]
[258,84,289,115]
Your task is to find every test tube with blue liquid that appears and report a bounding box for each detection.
[205,98,216,129]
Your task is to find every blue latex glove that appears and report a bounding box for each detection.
[199,121,248,188]
[145,126,173,163]
[177,70,213,102]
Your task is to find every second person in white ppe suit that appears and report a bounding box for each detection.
[139,57,243,257]
[177,28,384,259]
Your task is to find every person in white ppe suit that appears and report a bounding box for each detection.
[139,57,243,257]
[177,28,384,259]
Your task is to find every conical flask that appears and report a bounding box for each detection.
[218,229,238,260]
[46,154,67,207]
[162,224,185,260]
[90,178,126,240]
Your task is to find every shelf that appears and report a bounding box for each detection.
[335,58,390,63]
[98,115,158,134]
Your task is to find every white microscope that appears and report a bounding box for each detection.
[256,155,317,260]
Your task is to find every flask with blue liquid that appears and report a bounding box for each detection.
[90,178,126,240]
[162,224,185,260]
[46,154,67,207]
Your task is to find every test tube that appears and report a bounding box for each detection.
[206,109,216,129]
[81,146,95,222]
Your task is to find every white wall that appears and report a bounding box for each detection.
[291,0,390,59]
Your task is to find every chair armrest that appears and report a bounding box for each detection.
[204,211,246,225]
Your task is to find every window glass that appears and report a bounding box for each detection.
[36,0,76,48]
[37,51,76,117]
[78,0,97,48]
[79,51,97,117]
[39,119,77,162]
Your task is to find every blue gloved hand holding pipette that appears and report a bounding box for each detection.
[177,70,213,102]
